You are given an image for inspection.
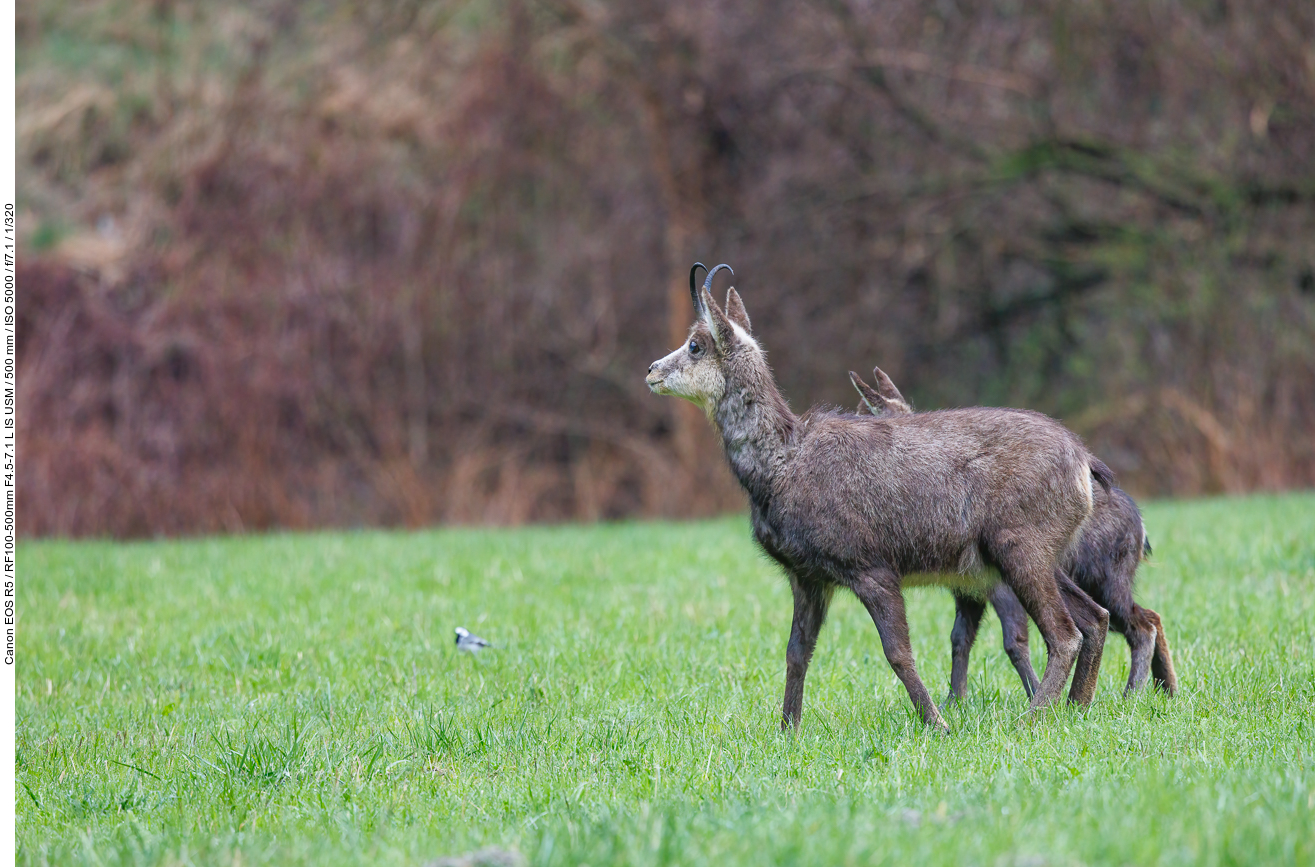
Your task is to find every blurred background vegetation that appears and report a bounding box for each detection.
[15,0,1315,537]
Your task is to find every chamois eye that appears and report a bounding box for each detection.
[689,339,701,356]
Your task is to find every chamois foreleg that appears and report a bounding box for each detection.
[990,584,1041,699]
[852,569,948,731]
[781,577,831,731]
[945,593,986,707]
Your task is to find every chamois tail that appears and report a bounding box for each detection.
[1089,458,1115,494]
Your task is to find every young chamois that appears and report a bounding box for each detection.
[850,368,1178,699]
[647,264,1113,731]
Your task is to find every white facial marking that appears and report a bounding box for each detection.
[700,304,719,337]
[729,320,761,352]
[646,340,725,408]
[654,344,684,373]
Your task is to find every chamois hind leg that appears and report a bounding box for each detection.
[1106,597,1156,694]
[945,593,986,707]
[1084,559,1158,696]
[780,576,832,731]
[988,541,1081,712]
[1057,571,1109,706]
[990,584,1040,700]
[1144,607,1179,696]
[1121,606,1158,694]
[852,569,948,731]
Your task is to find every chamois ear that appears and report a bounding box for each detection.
[849,371,887,416]
[870,366,912,413]
[698,286,736,350]
[725,287,751,333]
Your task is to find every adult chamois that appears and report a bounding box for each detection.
[647,264,1112,731]
[851,367,1178,699]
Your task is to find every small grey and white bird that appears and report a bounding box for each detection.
[454,626,493,654]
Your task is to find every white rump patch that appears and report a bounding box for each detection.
[1078,462,1094,512]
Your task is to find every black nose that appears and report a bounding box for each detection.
[648,362,658,373]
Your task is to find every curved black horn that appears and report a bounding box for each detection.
[702,263,734,292]
[689,262,707,313]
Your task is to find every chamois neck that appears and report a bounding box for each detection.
[711,358,796,504]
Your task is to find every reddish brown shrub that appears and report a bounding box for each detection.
[17,1,1315,536]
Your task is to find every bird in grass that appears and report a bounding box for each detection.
[454,626,493,654]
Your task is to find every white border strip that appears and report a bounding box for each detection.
[2,2,17,864]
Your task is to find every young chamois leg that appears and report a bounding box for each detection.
[1089,561,1157,694]
[1056,570,1109,705]
[1145,608,1178,695]
[1102,580,1176,696]
[851,569,948,731]
[1122,606,1160,694]
[781,577,832,731]
[1062,486,1178,697]
[945,593,987,706]
[989,584,1041,699]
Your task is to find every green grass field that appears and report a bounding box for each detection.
[16,493,1315,866]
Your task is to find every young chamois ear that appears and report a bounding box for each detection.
[849,365,912,416]
[697,264,739,351]
[849,371,882,414]
[869,366,911,413]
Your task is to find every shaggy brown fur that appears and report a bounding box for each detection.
[851,367,1178,699]
[647,267,1112,731]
